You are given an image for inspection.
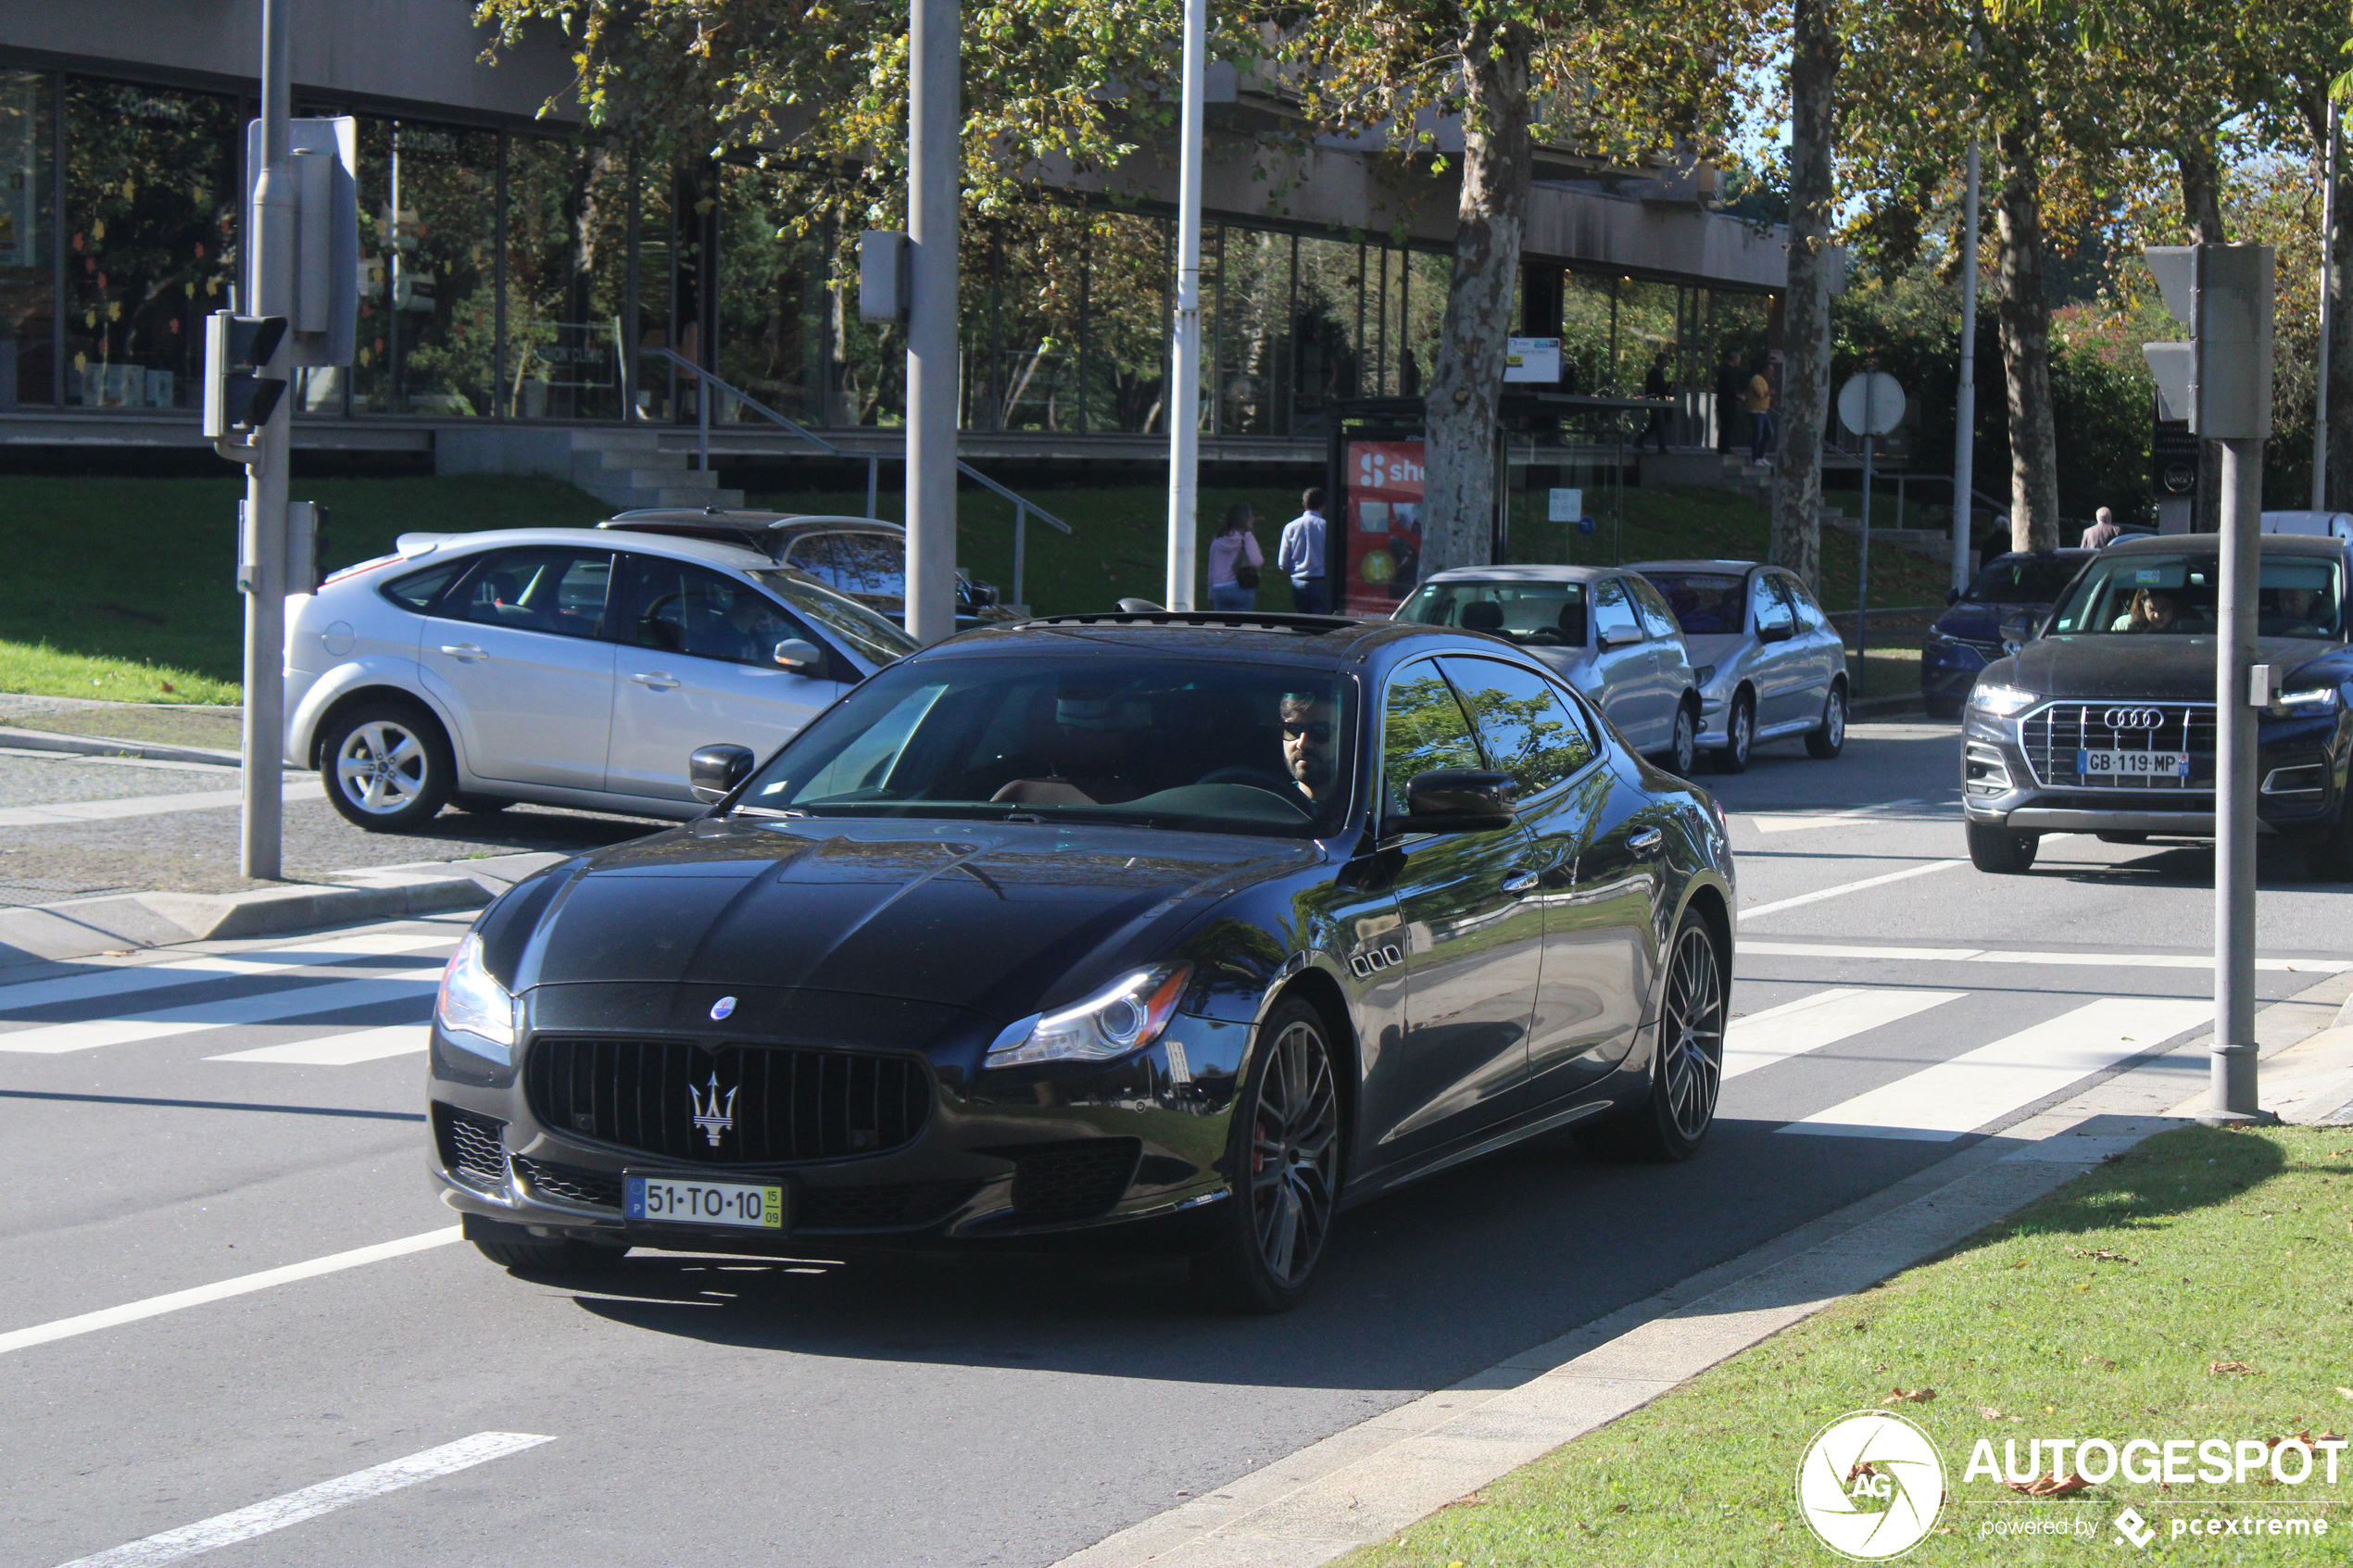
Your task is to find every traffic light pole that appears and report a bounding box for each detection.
[241,0,293,881]
[904,0,958,644]
[2209,434,2267,1122]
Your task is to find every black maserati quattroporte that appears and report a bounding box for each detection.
[430,610,1738,1310]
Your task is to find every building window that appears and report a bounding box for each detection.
[0,70,54,408]
[62,78,238,411]
[352,119,496,416]
[711,161,824,429]
[504,134,632,420]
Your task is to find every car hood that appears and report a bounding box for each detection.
[1994,634,2347,700]
[508,817,1318,1023]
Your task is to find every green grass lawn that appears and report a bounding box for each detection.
[1342,1123,2353,1567]
[0,472,1943,705]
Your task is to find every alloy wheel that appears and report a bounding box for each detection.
[1670,706,1697,774]
[1249,1018,1340,1286]
[1824,689,1845,747]
[1659,922,1725,1142]
[335,720,431,816]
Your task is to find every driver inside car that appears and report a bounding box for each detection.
[1281,690,1340,804]
[2113,588,2179,633]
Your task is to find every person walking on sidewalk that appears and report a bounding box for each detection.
[1746,358,1776,465]
[1641,351,1673,454]
[1277,489,1330,615]
[1207,503,1264,611]
[2080,506,2122,549]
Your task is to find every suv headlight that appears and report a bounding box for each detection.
[1968,683,2038,718]
[2271,686,2342,715]
[436,933,519,1048]
[985,963,1192,1067]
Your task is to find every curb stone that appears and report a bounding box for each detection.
[0,724,276,771]
[0,851,568,967]
[1050,974,2353,1568]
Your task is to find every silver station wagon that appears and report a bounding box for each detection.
[1394,564,1705,773]
[1625,558,1849,771]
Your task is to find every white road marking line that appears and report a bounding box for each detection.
[1778,995,2214,1141]
[207,1024,425,1065]
[0,778,322,828]
[1743,939,2352,973]
[0,1226,461,1357]
[1743,797,1937,835]
[47,1430,554,1568]
[0,974,436,1055]
[1723,987,1967,1082]
[1738,859,1967,920]
[0,933,454,1014]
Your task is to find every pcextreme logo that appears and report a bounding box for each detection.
[1796,1410,1947,1560]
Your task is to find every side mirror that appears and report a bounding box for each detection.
[1757,620,1794,645]
[773,637,824,672]
[1945,587,1961,606]
[1384,769,1516,836]
[1595,627,1633,650]
[689,744,756,804]
[1998,608,2040,652]
[967,582,1000,608]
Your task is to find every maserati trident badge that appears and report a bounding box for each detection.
[710,996,737,1021]
[691,1073,738,1148]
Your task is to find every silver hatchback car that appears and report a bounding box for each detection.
[1625,559,1849,771]
[283,527,917,831]
[1393,564,1705,772]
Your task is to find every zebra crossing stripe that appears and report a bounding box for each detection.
[1723,987,1967,1082]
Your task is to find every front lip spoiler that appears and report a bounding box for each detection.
[2002,808,2221,834]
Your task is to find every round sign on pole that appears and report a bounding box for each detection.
[1837,371,1906,437]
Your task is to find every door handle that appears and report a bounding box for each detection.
[1629,828,1664,854]
[1501,871,1542,896]
[629,671,680,690]
[437,644,487,662]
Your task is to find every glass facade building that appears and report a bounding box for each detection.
[0,59,1775,440]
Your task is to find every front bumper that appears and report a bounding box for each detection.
[1959,706,2347,839]
[425,1003,1252,1255]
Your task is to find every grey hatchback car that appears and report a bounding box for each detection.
[1394,565,1705,772]
[1626,559,1849,771]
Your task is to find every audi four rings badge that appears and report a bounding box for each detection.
[710,996,736,1021]
[2104,708,2166,730]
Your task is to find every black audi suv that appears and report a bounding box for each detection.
[1959,533,2353,876]
[428,611,1736,1310]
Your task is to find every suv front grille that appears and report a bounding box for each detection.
[524,1036,931,1166]
[2021,702,2217,789]
[434,1104,508,1191]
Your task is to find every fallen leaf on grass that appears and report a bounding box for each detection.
[1881,1387,1936,1405]
[2007,1474,2094,1498]
[2069,1247,2136,1263]
[2337,1388,2353,1401]
[2210,1361,2259,1376]
[2082,1355,2118,1369]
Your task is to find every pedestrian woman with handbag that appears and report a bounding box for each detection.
[1208,503,1264,611]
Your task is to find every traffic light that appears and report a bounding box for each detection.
[203,312,288,439]
[2140,245,2272,440]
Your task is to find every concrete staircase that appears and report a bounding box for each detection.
[433,426,745,511]
[1638,448,1951,565]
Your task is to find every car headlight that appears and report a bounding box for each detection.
[2271,686,2342,715]
[1692,663,1717,687]
[985,963,1192,1067]
[1968,683,2038,718]
[436,932,519,1048]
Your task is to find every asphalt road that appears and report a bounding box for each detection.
[3,720,2347,1567]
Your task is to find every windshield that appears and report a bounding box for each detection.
[1964,555,2083,605]
[736,655,1357,838]
[2045,554,2345,639]
[1638,571,1747,634]
[1395,579,1587,648]
[748,567,919,668]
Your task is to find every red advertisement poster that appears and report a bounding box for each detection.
[1343,439,1425,616]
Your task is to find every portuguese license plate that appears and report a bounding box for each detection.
[624,1173,786,1229]
[2079,748,2191,782]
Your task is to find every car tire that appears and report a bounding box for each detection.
[452,794,513,815]
[1714,691,1754,773]
[1967,822,2040,873]
[1191,995,1343,1314]
[1805,681,1848,759]
[1664,699,1698,777]
[1922,693,1963,721]
[320,699,457,833]
[472,1237,628,1272]
[1586,909,1726,1162]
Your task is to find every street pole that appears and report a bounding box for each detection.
[905,0,960,643]
[1950,139,1980,595]
[1856,430,1873,668]
[241,0,294,882]
[2213,434,2264,1120]
[2315,103,2336,512]
[1163,0,1207,612]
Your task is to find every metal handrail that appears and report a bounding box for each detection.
[640,347,1071,604]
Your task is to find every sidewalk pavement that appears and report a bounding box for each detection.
[1052,971,2353,1568]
